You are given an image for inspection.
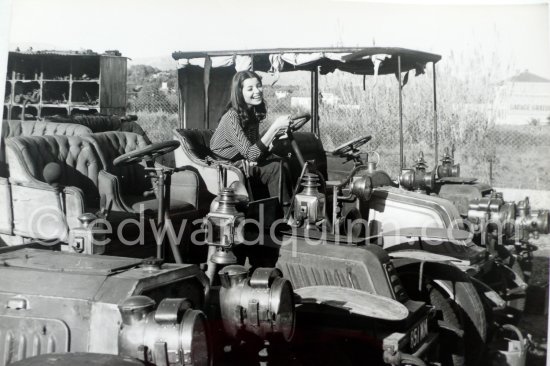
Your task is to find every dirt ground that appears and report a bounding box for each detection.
[518,234,549,366]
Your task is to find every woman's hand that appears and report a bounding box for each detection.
[261,115,291,151]
[270,115,291,132]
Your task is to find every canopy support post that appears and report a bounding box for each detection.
[203,55,212,129]
[398,55,404,171]
[177,73,185,129]
[432,62,438,168]
[311,67,319,136]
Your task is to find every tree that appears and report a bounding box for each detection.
[127,65,161,85]
[528,117,540,126]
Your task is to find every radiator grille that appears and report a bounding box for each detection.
[0,315,69,366]
[279,262,359,290]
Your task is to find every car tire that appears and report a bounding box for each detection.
[428,282,466,366]
[396,265,487,366]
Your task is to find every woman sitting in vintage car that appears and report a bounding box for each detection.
[210,70,292,202]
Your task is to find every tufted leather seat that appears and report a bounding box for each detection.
[6,135,102,239]
[45,114,152,143]
[3,131,199,242]
[87,131,197,215]
[1,119,92,139]
[0,120,92,177]
[1,120,92,178]
[46,114,122,132]
[0,120,94,239]
[1,120,92,140]
[119,121,152,144]
[88,131,150,170]
[7,135,101,200]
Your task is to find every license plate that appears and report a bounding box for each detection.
[409,317,429,350]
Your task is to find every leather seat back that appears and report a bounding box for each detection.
[85,132,152,195]
[45,114,152,143]
[173,128,245,198]
[1,120,94,237]
[46,114,122,132]
[2,120,92,138]
[1,120,92,178]
[119,121,152,144]
[174,128,217,164]
[6,135,102,208]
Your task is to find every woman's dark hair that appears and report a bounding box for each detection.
[226,70,267,126]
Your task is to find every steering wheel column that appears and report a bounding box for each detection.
[287,133,307,168]
[113,140,183,262]
[279,113,311,169]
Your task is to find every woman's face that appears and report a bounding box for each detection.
[241,77,263,107]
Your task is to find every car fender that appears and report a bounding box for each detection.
[391,259,488,345]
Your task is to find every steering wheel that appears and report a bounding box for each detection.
[113,140,180,167]
[289,112,311,132]
[275,113,312,138]
[331,135,372,156]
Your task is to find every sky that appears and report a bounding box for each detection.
[2,0,550,78]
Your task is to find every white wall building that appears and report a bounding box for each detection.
[495,71,550,125]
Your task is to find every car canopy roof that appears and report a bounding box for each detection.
[172,47,441,75]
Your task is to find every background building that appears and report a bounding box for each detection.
[495,71,550,125]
